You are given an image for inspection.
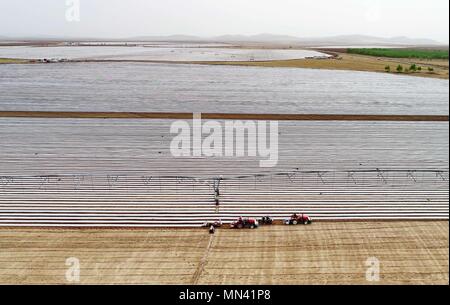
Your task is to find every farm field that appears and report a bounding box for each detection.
[0,45,329,62]
[1,119,447,177]
[1,0,448,289]
[0,118,447,227]
[0,221,447,285]
[0,43,448,286]
[0,58,27,64]
[0,63,448,114]
[1,45,448,80]
[202,52,449,80]
[347,48,449,60]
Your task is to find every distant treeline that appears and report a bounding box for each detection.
[347,48,449,59]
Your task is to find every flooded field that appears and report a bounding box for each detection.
[0,62,448,115]
[0,45,328,61]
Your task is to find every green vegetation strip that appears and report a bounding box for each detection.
[348,48,449,59]
[0,111,448,122]
[0,58,27,64]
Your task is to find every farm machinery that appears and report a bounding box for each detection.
[230,217,259,229]
[284,213,312,225]
[202,220,223,234]
[259,216,274,225]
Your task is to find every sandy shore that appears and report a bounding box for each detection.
[0,221,447,285]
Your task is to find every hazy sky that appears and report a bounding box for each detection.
[1,0,449,42]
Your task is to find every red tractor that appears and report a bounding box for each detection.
[285,213,312,225]
[230,217,259,229]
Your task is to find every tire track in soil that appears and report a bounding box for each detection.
[192,233,215,285]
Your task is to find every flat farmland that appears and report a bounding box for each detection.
[0,221,448,285]
[1,119,447,177]
[0,118,447,226]
[0,63,448,115]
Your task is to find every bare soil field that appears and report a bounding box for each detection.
[197,53,449,80]
[0,221,447,285]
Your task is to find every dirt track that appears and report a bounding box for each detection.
[0,221,447,285]
[0,111,448,122]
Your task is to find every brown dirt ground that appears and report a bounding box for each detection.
[195,53,449,80]
[0,111,447,122]
[0,221,448,285]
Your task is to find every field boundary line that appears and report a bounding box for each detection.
[192,233,214,285]
[0,111,448,122]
